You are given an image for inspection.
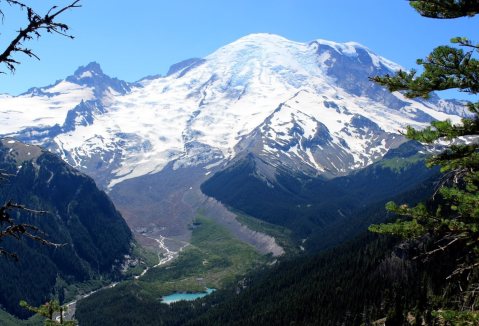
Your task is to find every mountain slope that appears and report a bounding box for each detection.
[0,33,470,250]
[0,139,132,319]
[75,171,464,326]
[184,231,462,326]
[0,34,468,190]
[201,141,439,239]
[201,153,354,237]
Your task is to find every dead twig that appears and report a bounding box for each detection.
[0,0,82,73]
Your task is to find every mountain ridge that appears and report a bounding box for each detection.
[0,33,471,247]
[0,138,133,319]
[0,33,469,189]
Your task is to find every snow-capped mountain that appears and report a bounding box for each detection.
[1,33,469,190]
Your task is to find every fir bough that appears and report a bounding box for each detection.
[369,0,479,323]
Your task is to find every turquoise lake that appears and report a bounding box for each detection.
[161,288,216,304]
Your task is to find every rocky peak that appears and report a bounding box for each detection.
[73,61,104,77]
[66,61,131,96]
[167,58,203,77]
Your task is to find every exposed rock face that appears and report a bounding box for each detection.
[108,159,284,256]
[65,61,132,97]
[198,197,284,256]
[166,58,203,76]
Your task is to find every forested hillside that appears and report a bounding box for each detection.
[184,230,474,325]
[306,169,442,253]
[76,208,472,325]
[201,141,439,240]
[0,139,133,319]
[75,163,463,325]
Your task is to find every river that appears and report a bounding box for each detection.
[60,234,189,321]
[134,235,189,278]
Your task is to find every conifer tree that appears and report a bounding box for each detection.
[20,300,78,325]
[369,0,479,323]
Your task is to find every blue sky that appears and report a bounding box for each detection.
[1,0,478,100]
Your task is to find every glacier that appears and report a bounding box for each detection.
[0,33,470,190]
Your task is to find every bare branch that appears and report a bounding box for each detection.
[432,167,470,198]
[415,235,463,260]
[0,0,82,73]
[447,262,479,279]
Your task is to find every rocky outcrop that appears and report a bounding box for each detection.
[198,197,284,256]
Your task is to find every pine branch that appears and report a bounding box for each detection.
[369,45,479,99]
[408,0,479,19]
[369,1,479,322]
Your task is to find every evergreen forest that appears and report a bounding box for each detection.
[0,140,134,320]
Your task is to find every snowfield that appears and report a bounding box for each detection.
[0,33,469,189]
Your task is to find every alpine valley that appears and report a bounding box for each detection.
[0,33,474,325]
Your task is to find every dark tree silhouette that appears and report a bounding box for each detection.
[369,0,479,323]
[0,0,81,73]
[0,1,81,259]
